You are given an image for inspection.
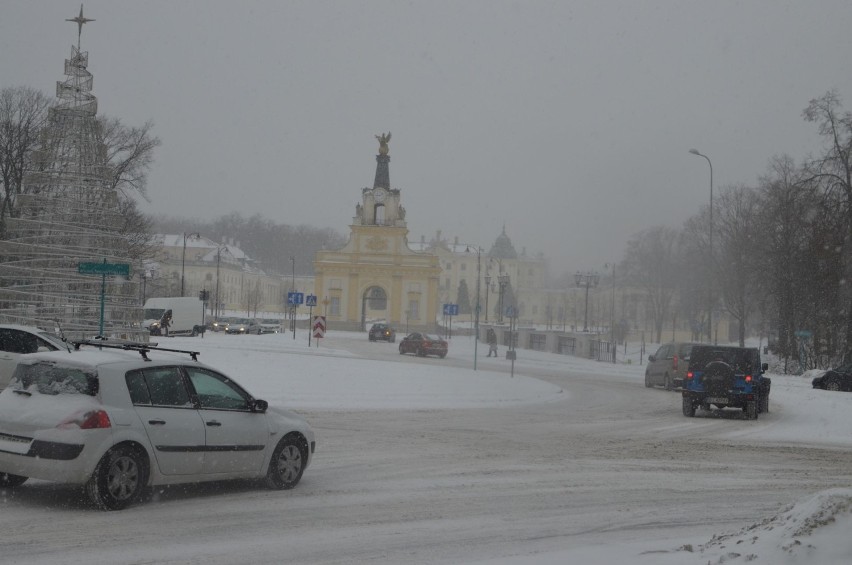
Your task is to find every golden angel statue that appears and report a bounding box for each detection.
[375,132,391,155]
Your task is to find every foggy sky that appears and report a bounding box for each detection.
[3,1,852,276]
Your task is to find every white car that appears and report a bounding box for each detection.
[259,319,282,334]
[0,324,69,389]
[0,341,315,510]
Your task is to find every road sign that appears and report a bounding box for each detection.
[505,305,516,318]
[443,303,459,316]
[312,315,326,338]
[77,262,130,276]
[305,294,318,307]
[287,292,304,305]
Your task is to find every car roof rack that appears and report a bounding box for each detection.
[72,339,200,362]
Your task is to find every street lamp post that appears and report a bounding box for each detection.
[605,263,616,363]
[497,274,510,324]
[483,273,491,323]
[215,246,226,320]
[290,255,296,340]
[689,148,714,343]
[574,271,600,332]
[181,232,200,297]
[466,246,483,370]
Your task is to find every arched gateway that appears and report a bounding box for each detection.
[313,134,440,332]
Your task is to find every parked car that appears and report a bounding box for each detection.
[368,323,396,342]
[812,364,852,392]
[398,332,448,358]
[226,318,262,335]
[0,324,68,388]
[259,319,282,334]
[0,340,315,510]
[645,342,698,390]
[207,319,228,332]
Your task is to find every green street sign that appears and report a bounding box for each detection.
[78,262,131,276]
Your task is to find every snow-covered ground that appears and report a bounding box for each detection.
[2,330,851,564]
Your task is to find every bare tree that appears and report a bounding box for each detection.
[622,226,683,342]
[0,86,51,233]
[802,90,852,346]
[756,155,819,367]
[713,184,762,346]
[97,117,161,200]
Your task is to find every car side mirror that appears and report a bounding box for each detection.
[648,355,656,362]
[252,399,268,413]
[761,363,768,373]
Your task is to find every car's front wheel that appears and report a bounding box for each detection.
[0,472,28,488]
[644,372,652,388]
[86,445,147,510]
[664,373,672,391]
[265,436,307,490]
[827,379,841,391]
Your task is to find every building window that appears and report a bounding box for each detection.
[330,297,341,316]
[408,300,419,319]
[529,334,546,351]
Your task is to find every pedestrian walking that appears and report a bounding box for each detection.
[160,309,172,337]
[486,328,498,357]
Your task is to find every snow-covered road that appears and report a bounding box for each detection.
[1,332,850,564]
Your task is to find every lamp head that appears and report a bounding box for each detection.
[688,148,700,156]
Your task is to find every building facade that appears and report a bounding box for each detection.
[313,135,441,331]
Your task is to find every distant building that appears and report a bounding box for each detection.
[313,135,441,331]
[146,235,310,317]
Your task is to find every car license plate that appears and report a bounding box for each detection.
[707,397,728,405]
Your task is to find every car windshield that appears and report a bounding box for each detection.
[11,362,98,396]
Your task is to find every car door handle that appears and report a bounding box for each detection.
[206,420,222,427]
[148,420,166,425]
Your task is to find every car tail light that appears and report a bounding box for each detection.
[673,355,679,371]
[57,409,112,430]
[745,375,752,383]
[686,371,694,380]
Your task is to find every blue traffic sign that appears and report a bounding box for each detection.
[287,292,304,305]
[305,294,318,307]
[443,303,459,316]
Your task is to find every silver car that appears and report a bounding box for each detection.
[0,341,315,510]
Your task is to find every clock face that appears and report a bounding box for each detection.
[373,188,386,203]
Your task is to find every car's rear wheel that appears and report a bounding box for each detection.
[0,472,28,488]
[439,352,447,358]
[682,397,696,417]
[664,373,672,391]
[644,372,652,388]
[265,436,307,490]
[86,445,147,510]
[827,379,841,391]
[746,400,758,420]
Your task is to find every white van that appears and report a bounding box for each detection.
[142,297,205,336]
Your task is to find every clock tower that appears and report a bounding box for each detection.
[313,134,440,331]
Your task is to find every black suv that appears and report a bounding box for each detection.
[681,345,770,419]
[368,323,396,342]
